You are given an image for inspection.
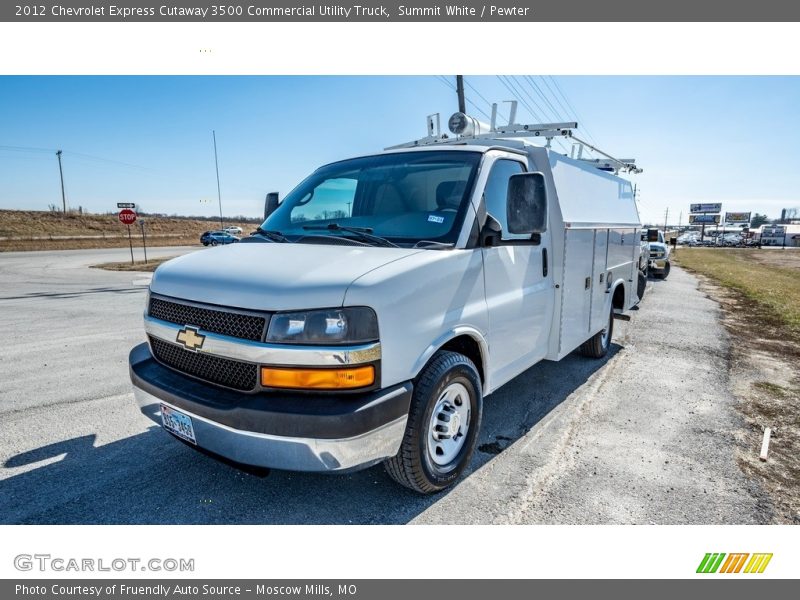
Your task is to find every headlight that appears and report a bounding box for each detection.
[266,307,379,345]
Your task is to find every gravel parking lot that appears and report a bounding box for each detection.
[0,248,772,524]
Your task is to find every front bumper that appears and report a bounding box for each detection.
[129,343,412,472]
[649,258,669,270]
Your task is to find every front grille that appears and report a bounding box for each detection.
[150,336,258,392]
[149,296,267,341]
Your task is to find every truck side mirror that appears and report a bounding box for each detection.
[264,192,280,220]
[507,172,547,234]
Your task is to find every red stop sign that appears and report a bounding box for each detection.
[118,208,137,225]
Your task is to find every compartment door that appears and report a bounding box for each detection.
[558,228,594,355]
[590,229,610,333]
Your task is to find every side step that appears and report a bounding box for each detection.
[613,311,631,322]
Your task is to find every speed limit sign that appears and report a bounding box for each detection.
[118,208,137,225]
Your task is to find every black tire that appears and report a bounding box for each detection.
[662,261,671,279]
[202,242,209,246]
[211,240,218,246]
[384,350,483,494]
[579,303,614,358]
[637,270,647,302]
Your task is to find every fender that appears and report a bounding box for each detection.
[607,279,627,313]
[411,325,490,388]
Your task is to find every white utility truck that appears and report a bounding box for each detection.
[130,106,642,493]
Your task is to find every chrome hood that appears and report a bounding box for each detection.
[150,242,424,311]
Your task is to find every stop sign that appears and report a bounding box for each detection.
[118,208,137,225]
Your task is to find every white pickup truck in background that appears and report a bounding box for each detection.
[643,228,671,278]
[130,108,643,493]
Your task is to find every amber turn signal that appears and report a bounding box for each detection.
[261,365,375,390]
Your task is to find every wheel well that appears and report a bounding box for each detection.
[612,283,626,310]
[440,335,485,385]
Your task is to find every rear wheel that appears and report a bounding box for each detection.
[384,351,482,494]
[579,303,614,358]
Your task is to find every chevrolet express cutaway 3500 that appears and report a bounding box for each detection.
[129,110,643,493]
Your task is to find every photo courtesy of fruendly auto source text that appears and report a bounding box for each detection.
[0,0,798,595]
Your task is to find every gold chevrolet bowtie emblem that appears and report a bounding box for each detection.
[176,326,206,352]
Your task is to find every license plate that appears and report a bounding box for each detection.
[161,405,196,444]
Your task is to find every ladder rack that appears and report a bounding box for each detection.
[386,101,642,175]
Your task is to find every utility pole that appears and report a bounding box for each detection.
[56,150,67,213]
[212,130,224,230]
[663,207,669,233]
[456,75,466,114]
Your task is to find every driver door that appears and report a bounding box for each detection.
[481,154,554,390]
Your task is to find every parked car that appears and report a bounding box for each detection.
[223,226,243,235]
[201,230,239,246]
[131,110,642,494]
[642,228,671,278]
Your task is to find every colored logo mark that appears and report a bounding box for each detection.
[696,553,773,574]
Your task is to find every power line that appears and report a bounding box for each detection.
[463,79,507,122]
[545,76,601,148]
[508,75,551,122]
[0,144,147,170]
[540,77,573,123]
[496,75,569,154]
[522,76,563,122]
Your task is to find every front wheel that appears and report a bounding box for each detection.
[210,240,218,246]
[579,304,614,358]
[384,351,483,494]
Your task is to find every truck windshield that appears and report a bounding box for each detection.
[260,151,482,246]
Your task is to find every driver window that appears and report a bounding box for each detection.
[484,159,527,240]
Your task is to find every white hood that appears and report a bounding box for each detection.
[150,242,424,311]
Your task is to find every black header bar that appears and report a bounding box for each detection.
[4,1,800,22]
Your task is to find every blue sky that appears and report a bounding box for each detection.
[1,75,799,224]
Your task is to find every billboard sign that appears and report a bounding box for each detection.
[690,203,722,214]
[689,214,721,224]
[725,212,751,223]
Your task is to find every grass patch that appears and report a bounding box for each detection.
[674,249,800,337]
[91,258,171,272]
[753,381,790,397]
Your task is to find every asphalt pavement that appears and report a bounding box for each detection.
[0,248,771,524]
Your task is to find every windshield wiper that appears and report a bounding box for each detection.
[413,240,455,250]
[302,223,399,248]
[251,227,290,243]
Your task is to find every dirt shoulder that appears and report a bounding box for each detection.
[0,209,257,252]
[414,267,772,524]
[675,249,800,523]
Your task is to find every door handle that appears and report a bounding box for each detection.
[585,276,591,290]
[542,248,548,277]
